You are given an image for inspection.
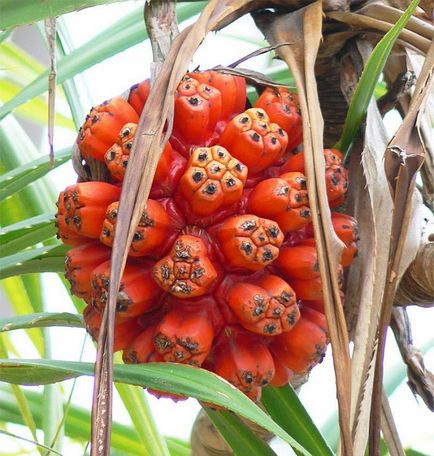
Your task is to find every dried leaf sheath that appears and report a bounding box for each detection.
[369,41,433,455]
[254,3,352,454]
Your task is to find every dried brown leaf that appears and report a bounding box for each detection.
[211,65,292,88]
[345,97,393,456]
[369,40,433,455]
[395,213,434,307]
[327,10,431,54]
[226,42,293,68]
[357,2,434,42]
[254,3,353,454]
[405,48,434,211]
[380,391,405,456]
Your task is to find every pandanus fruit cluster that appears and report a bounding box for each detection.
[56,70,358,402]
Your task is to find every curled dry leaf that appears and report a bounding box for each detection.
[369,40,433,455]
[394,194,434,308]
[345,97,393,456]
[357,2,434,42]
[253,3,353,455]
[327,9,432,54]
[211,65,292,89]
[405,48,434,212]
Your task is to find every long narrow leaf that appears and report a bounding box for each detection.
[0,148,71,203]
[335,0,420,155]
[0,0,133,29]
[0,3,206,120]
[115,383,170,456]
[0,339,40,452]
[54,17,89,129]
[0,79,74,128]
[0,244,69,279]
[0,312,83,332]
[261,386,334,456]
[205,408,276,456]
[0,277,44,355]
[0,429,62,456]
[0,216,56,257]
[0,385,190,456]
[0,42,45,85]
[0,359,311,455]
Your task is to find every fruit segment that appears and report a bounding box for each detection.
[306,212,358,267]
[77,97,139,161]
[104,123,187,197]
[189,70,246,122]
[254,87,302,152]
[91,261,162,319]
[247,171,311,232]
[271,313,328,374]
[171,75,222,154]
[281,148,348,204]
[153,235,218,298]
[100,199,181,257]
[56,182,121,240]
[128,79,151,115]
[65,242,112,301]
[218,108,288,174]
[226,275,299,336]
[176,146,247,216]
[153,307,214,366]
[210,214,284,271]
[274,245,320,280]
[213,333,275,400]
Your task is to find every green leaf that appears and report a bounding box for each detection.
[0,79,74,128]
[404,449,431,456]
[55,17,89,129]
[0,339,40,451]
[0,384,189,455]
[0,429,62,456]
[165,437,191,456]
[0,390,141,455]
[116,383,170,456]
[261,386,334,456]
[0,359,311,455]
[0,2,206,120]
[0,42,45,86]
[0,0,133,29]
[114,350,169,456]
[0,148,71,203]
[0,243,69,279]
[0,214,56,257]
[0,116,56,219]
[335,0,420,155]
[0,312,83,332]
[205,408,277,456]
[0,277,45,355]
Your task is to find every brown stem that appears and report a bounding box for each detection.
[390,307,434,411]
[144,0,179,81]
